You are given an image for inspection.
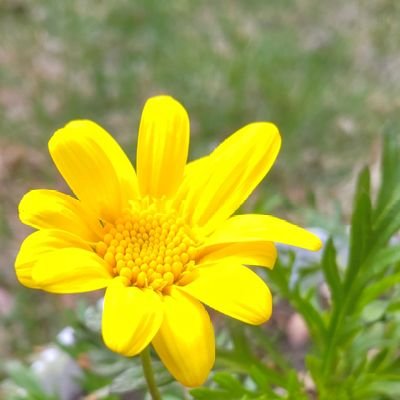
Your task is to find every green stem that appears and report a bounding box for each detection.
[140,346,162,400]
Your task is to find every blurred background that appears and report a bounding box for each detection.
[0,0,399,398]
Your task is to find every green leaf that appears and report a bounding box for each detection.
[336,318,363,346]
[357,272,400,311]
[285,370,309,399]
[291,286,326,345]
[5,361,57,400]
[213,372,247,395]
[190,388,235,400]
[248,364,273,393]
[248,326,289,370]
[306,355,324,391]
[355,378,400,398]
[345,167,372,290]
[360,299,388,323]
[109,366,146,394]
[360,245,400,283]
[247,359,301,394]
[367,349,390,372]
[387,299,400,312]
[374,128,400,219]
[370,380,400,397]
[321,238,342,305]
[371,195,400,251]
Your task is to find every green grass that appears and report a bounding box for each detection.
[2,0,399,181]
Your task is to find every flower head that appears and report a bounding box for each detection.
[15,96,321,386]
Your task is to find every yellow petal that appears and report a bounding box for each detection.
[173,156,210,209]
[49,120,139,222]
[198,241,277,269]
[19,190,101,241]
[182,122,281,232]
[102,280,163,357]
[204,214,322,251]
[15,229,92,289]
[32,248,112,293]
[179,263,272,325]
[152,287,215,387]
[137,96,189,197]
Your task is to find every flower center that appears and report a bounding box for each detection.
[95,200,198,292]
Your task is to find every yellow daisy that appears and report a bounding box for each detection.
[15,95,321,387]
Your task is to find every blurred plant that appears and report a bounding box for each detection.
[191,129,400,399]
[3,131,400,399]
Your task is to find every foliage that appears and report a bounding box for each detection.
[191,130,400,400]
[2,132,399,399]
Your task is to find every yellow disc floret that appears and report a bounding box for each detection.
[95,199,198,292]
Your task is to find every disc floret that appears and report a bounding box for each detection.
[95,199,198,292]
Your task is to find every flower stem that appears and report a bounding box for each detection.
[140,346,161,400]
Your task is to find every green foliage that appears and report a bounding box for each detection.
[3,362,58,400]
[191,321,309,400]
[191,131,400,399]
[282,132,400,399]
[2,133,400,399]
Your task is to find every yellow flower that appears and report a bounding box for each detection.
[15,96,321,387]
